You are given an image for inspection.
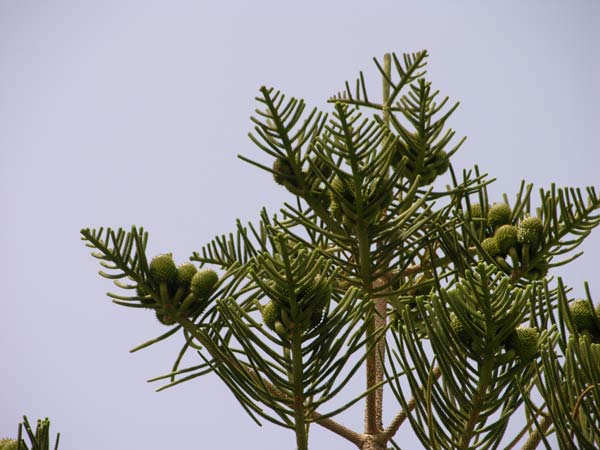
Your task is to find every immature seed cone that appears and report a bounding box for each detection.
[433,150,450,175]
[330,176,354,201]
[176,263,197,287]
[272,157,295,185]
[517,216,544,245]
[261,301,280,331]
[450,313,470,345]
[469,203,484,220]
[418,167,438,186]
[494,225,518,255]
[487,203,512,229]
[569,299,596,332]
[149,253,178,283]
[190,268,218,299]
[481,237,501,257]
[274,321,288,339]
[0,439,18,450]
[508,327,539,361]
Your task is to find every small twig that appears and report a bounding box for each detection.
[311,413,363,447]
[568,383,600,445]
[572,383,600,422]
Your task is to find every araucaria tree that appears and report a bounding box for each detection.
[81,51,600,450]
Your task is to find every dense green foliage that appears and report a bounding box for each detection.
[77,51,600,450]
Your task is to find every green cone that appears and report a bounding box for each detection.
[569,299,596,332]
[481,237,501,257]
[191,268,219,299]
[494,225,518,255]
[261,301,280,331]
[487,203,512,229]
[176,263,197,287]
[517,216,544,245]
[149,253,178,283]
[508,327,539,361]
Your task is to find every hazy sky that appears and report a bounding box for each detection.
[1,1,599,449]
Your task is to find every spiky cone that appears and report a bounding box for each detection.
[272,157,295,186]
[328,198,342,221]
[273,157,306,195]
[432,150,450,176]
[316,187,331,209]
[150,253,178,303]
[569,299,597,333]
[417,167,438,186]
[468,203,485,221]
[481,237,501,257]
[517,216,544,265]
[261,301,281,331]
[450,313,470,346]
[487,203,512,229]
[518,216,544,246]
[277,275,331,333]
[507,327,539,361]
[149,253,178,283]
[330,175,354,200]
[467,202,488,236]
[494,225,519,256]
[176,263,197,287]
[0,439,17,450]
[190,268,218,300]
[165,263,197,305]
[274,321,288,340]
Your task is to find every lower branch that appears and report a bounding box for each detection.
[176,315,362,446]
[312,414,363,446]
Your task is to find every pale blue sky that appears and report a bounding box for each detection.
[1,1,599,449]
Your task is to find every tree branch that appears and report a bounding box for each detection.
[176,315,362,447]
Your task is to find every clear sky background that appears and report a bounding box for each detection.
[1,1,599,449]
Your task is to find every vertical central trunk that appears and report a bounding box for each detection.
[361,435,386,450]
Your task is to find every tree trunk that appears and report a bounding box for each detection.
[361,434,386,450]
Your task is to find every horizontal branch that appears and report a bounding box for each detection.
[176,315,363,447]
